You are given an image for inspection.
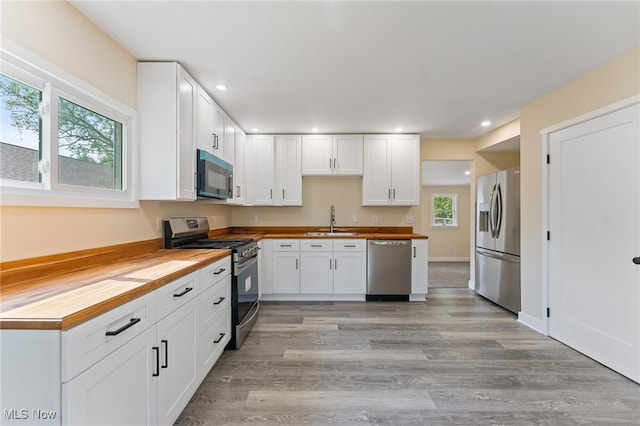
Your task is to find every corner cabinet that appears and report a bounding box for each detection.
[246,135,302,206]
[138,62,197,201]
[362,134,420,206]
[302,134,363,176]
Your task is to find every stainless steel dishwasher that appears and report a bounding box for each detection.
[366,239,412,301]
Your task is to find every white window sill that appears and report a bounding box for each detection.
[431,224,459,230]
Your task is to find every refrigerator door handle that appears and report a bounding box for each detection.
[476,248,520,263]
[489,184,497,238]
[495,183,503,239]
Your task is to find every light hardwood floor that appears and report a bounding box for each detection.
[176,289,640,425]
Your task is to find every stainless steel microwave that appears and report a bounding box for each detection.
[196,149,233,200]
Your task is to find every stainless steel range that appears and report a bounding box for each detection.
[163,217,259,349]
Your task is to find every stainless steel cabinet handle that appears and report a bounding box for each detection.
[393,188,396,199]
[296,258,298,269]
[329,259,332,269]
[334,259,337,269]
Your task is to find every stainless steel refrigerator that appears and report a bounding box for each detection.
[475,168,521,313]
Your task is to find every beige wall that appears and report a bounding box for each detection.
[0,1,232,262]
[231,176,422,232]
[519,47,640,323]
[423,185,471,259]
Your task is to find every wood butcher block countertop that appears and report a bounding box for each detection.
[0,248,230,331]
[0,226,426,331]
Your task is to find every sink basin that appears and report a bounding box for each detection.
[304,232,360,236]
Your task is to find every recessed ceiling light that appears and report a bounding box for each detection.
[481,121,491,127]
[251,128,259,132]
[215,85,227,91]
[311,128,319,132]
[465,170,471,175]
[395,127,403,132]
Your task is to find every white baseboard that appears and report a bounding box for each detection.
[517,312,547,335]
[428,257,470,262]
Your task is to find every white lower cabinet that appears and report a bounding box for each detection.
[411,239,429,300]
[63,325,158,426]
[272,240,300,294]
[1,256,232,426]
[265,239,367,299]
[156,299,199,426]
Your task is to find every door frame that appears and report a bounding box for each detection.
[540,94,640,336]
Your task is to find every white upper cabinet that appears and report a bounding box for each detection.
[138,62,197,201]
[212,104,227,160]
[227,123,246,205]
[276,135,303,205]
[196,86,215,155]
[302,134,363,176]
[362,134,420,206]
[247,135,302,206]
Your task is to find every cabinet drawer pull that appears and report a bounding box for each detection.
[214,333,226,344]
[344,244,356,248]
[279,244,292,247]
[105,317,141,336]
[152,346,160,377]
[213,297,226,305]
[161,340,168,369]
[213,268,226,275]
[173,287,193,297]
[311,244,323,248]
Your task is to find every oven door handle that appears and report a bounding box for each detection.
[235,255,258,275]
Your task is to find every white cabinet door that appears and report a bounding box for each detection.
[156,300,198,426]
[212,104,226,160]
[63,326,158,426]
[411,239,428,297]
[363,135,392,205]
[302,134,333,175]
[248,135,275,205]
[229,126,245,205]
[333,134,363,176]
[196,86,215,154]
[333,251,367,294]
[362,134,419,206]
[138,62,197,201]
[300,251,333,294]
[275,135,302,206]
[273,252,300,294]
[390,134,420,205]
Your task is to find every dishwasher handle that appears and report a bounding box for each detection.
[369,240,410,246]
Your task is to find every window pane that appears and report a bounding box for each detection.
[0,74,42,183]
[433,196,453,221]
[58,97,123,190]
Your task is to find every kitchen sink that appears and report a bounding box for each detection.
[304,232,360,236]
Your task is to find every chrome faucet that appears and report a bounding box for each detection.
[330,205,336,233]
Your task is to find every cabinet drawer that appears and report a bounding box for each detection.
[300,239,332,251]
[200,256,231,292]
[334,239,366,252]
[199,274,231,332]
[273,239,299,251]
[198,306,231,380]
[62,292,156,382]
[156,271,199,320]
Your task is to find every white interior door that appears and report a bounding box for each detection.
[548,101,640,383]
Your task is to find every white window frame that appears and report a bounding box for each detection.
[431,193,458,228]
[0,43,138,208]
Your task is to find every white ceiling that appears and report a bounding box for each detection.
[70,1,639,139]
[422,160,472,186]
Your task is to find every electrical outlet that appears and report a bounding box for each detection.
[372,215,378,224]
[352,214,358,223]
[252,215,258,223]
[156,217,163,231]
[406,215,414,224]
